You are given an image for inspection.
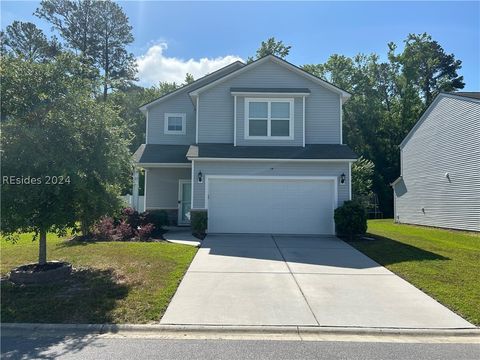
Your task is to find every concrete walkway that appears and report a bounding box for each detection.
[161,234,474,328]
[163,227,200,247]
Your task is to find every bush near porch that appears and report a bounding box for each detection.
[1,232,196,324]
[348,220,480,326]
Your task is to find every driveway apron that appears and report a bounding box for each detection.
[160,234,474,328]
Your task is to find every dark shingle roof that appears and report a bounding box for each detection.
[230,87,310,93]
[188,144,357,160]
[133,144,190,164]
[451,92,480,100]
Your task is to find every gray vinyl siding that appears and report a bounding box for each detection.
[394,95,480,231]
[235,96,304,146]
[145,167,191,209]
[146,94,196,145]
[197,60,341,145]
[192,161,350,209]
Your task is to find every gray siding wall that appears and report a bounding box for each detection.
[192,160,350,209]
[235,96,304,146]
[394,95,480,231]
[146,93,196,145]
[197,60,341,145]
[145,167,191,209]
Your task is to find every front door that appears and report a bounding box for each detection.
[178,180,192,225]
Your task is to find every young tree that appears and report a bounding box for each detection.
[352,156,375,209]
[247,37,291,63]
[0,21,61,61]
[1,55,132,264]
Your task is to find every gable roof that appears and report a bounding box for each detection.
[399,92,480,148]
[188,55,351,102]
[139,60,245,112]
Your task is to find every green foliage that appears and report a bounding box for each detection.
[247,37,291,63]
[352,156,375,208]
[191,211,208,235]
[1,55,132,262]
[0,21,61,61]
[35,0,137,98]
[390,33,464,104]
[302,33,464,216]
[334,201,368,239]
[184,73,195,84]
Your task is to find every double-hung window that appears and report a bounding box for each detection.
[164,113,186,135]
[245,98,293,139]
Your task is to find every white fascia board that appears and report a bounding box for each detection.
[136,163,192,168]
[230,91,311,97]
[188,157,356,163]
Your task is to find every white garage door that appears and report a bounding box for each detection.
[207,177,336,235]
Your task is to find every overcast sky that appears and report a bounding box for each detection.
[2,1,479,90]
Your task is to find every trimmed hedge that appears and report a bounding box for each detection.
[334,200,367,240]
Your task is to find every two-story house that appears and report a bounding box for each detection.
[133,55,357,235]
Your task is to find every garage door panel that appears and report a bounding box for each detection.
[208,178,335,235]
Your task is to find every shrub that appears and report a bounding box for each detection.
[114,220,134,241]
[92,217,115,241]
[191,210,207,236]
[334,200,367,240]
[137,223,155,241]
[121,207,142,229]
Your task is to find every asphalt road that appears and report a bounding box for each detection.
[2,335,480,360]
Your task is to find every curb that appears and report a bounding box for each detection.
[2,323,479,337]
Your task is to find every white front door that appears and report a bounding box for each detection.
[178,180,192,225]
[207,177,336,234]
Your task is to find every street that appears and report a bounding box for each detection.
[2,333,479,360]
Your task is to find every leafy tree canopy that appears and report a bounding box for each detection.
[247,37,291,63]
[35,0,137,99]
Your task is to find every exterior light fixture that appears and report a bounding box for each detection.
[340,173,346,185]
[198,171,203,183]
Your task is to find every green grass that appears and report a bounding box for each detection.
[1,233,197,324]
[348,220,480,326]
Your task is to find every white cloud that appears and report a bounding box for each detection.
[136,42,243,87]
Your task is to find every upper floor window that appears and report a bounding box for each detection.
[245,98,294,140]
[164,113,186,135]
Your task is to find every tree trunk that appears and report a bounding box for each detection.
[81,220,90,238]
[39,229,47,265]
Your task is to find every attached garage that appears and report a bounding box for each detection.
[206,176,337,235]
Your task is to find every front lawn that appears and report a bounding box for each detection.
[1,233,197,324]
[348,220,480,326]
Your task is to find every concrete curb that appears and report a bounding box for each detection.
[2,323,479,337]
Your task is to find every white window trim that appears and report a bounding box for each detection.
[164,113,186,135]
[244,98,294,140]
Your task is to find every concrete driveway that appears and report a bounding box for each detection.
[161,234,474,328]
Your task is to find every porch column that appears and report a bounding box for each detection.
[132,168,139,210]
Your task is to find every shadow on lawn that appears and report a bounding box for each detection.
[1,268,129,359]
[1,268,129,324]
[347,233,450,266]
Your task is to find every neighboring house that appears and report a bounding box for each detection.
[133,55,357,235]
[392,92,480,232]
